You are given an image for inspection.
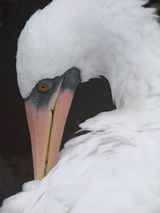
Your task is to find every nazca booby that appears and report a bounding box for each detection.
[1,0,160,212]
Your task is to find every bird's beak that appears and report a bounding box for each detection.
[25,69,80,180]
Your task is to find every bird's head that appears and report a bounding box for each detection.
[16,0,105,180]
[16,0,160,179]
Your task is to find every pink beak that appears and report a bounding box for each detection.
[25,68,80,180]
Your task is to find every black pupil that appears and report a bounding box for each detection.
[42,86,45,88]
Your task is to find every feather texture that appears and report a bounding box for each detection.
[1,109,160,212]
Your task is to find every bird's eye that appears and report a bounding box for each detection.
[38,84,49,92]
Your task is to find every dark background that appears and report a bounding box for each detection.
[0,0,159,206]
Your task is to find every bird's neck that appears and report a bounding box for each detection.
[80,32,160,112]
[103,45,160,111]
[67,1,160,111]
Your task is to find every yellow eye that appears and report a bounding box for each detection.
[38,84,49,92]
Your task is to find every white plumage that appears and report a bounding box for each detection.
[1,0,160,212]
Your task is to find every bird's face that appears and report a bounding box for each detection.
[24,68,80,180]
[16,0,104,180]
[16,3,93,180]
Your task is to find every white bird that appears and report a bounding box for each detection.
[1,0,160,212]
